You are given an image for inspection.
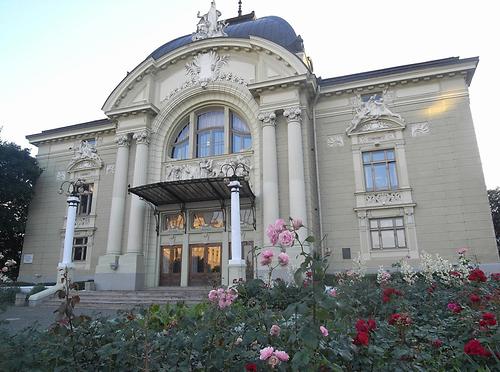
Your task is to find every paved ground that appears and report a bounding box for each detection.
[0,305,123,334]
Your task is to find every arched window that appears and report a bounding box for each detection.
[169,107,252,160]
[171,122,190,160]
[231,112,252,153]
[197,110,224,157]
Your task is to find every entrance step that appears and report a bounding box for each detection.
[39,287,210,310]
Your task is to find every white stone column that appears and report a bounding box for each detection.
[126,129,151,254]
[227,180,246,284]
[105,134,130,255]
[59,195,79,268]
[258,111,279,243]
[284,107,307,240]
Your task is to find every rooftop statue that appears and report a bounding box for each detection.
[192,1,228,41]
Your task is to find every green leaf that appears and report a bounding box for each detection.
[305,236,316,243]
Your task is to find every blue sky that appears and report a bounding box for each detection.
[1,0,499,187]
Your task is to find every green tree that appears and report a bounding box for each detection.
[487,187,500,248]
[0,138,42,280]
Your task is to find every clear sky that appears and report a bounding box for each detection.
[0,0,498,188]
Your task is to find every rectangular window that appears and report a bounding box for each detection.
[190,210,224,229]
[369,217,406,250]
[72,237,88,261]
[162,212,185,231]
[362,149,398,191]
[77,184,93,215]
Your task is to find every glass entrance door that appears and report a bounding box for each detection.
[189,243,222,286]
[160,245,182,286]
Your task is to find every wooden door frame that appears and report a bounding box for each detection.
[188,243,222,286]
[159,245,183,286]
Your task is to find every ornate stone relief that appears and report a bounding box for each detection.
[358,131,396,144]
[327,135,344,147]
[67,140,103,172]
[410,122,430,137]
[257,111,277,126]
[346,93,405,135]
[192,1,228,41]
[163,51,247,103]
[56,171,66,181]
[116,134,131,147]
[106,164,115,175]
[365,192,402,206]
[283,107,302,122]
[164,154,252,182]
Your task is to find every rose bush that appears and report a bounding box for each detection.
[0,219,499,370]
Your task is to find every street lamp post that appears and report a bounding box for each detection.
[222,163,249,285]
[58,179,86,269]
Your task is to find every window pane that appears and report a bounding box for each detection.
[206,246,221,273]
[364,166,373,191]
[395,218,404,227]
[371,231,380,249]
[163,213,184,230]
[210,211,224,228]
[379,218,394,228]
[396,229,406,247]
[374,163,388,190]
[197,132,210,157]
[389,163,398,189]
[232,134,242,153]
[386,149,395,160]
[381,230,396,248]
[172,142,189,160]
[369,220,378,228]
[362,152,371,164]
[213,130,224,156]
[198,111,224,130]
[243,135,252,150]
[191,247,204,273]
[191,211,224,229]
[372,150,385,162]
[231,113,249,133]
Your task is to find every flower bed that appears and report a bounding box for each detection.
[0,220,499,370]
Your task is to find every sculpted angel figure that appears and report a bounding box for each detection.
[193,1,227,41]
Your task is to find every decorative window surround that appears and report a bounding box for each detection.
[347,92,419,261]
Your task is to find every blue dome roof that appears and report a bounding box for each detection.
[150,16,304,60]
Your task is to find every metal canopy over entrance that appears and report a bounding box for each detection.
[128,177,255,206]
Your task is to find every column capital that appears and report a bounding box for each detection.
[283,106,302,123]
[257,111,276,127]
[133,129,151,145]
[115,134,131,147]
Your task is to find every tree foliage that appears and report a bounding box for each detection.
[0,138,42,279]
[487,187,500,247]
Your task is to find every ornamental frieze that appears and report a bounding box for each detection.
[365,192,403,206]
[67,140,103,172]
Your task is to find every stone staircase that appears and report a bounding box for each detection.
[39,287,210,310]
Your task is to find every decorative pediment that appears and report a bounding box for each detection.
[67,140,103,172]
[346,94,405,136]
[192,1,228,41]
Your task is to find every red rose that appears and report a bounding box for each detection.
[468,268,487,282]
[245,362,257,371]
[481,312,497,326]
[367,319,377,331]
[469,294,481,303]
[353,331,369,346]
[382,287,402,303]
[432,339,443,348]
[355,319,369,333]
[491,273,500,281]
[388,313,411,326]
[464,339,491,357]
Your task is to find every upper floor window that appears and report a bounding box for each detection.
[171,123,190,160]
[197,110,225,157]
[72,237,88,261]
[363,149,398,191]
[370,217,406,250]
[231,113,251,153]
[77,184,93,215]
[170,107,252,160]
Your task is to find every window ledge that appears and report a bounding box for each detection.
[354,189,414,209]
[369,249,418,259]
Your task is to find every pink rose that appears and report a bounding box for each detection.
[266,224,279,246]
[278,252,290,266]
[274,350,289,362]
[259,346,274,360]
[291,218,303,230]
[328,288,337,297]
[269,324,281,336]
[278,230,294,247]
[274,219,286,233]
[320,325,329,337]
[208,290,218,302]
[457,247,468,255]
[260,249,274,266]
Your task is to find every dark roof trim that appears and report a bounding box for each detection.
[320,57,479,87]
[129,177,255,206]
[26,118,112,141]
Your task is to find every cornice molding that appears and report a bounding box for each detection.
[105,103,159,119]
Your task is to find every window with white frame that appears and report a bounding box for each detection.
[77,184,93,215]
[362,149,398,191]
[369,217,406,250]
[72,237,88,261]
[170,107,252,160]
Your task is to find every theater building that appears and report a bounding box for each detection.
[18,3,499,290]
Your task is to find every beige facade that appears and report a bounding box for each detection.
[18,9,498,289]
